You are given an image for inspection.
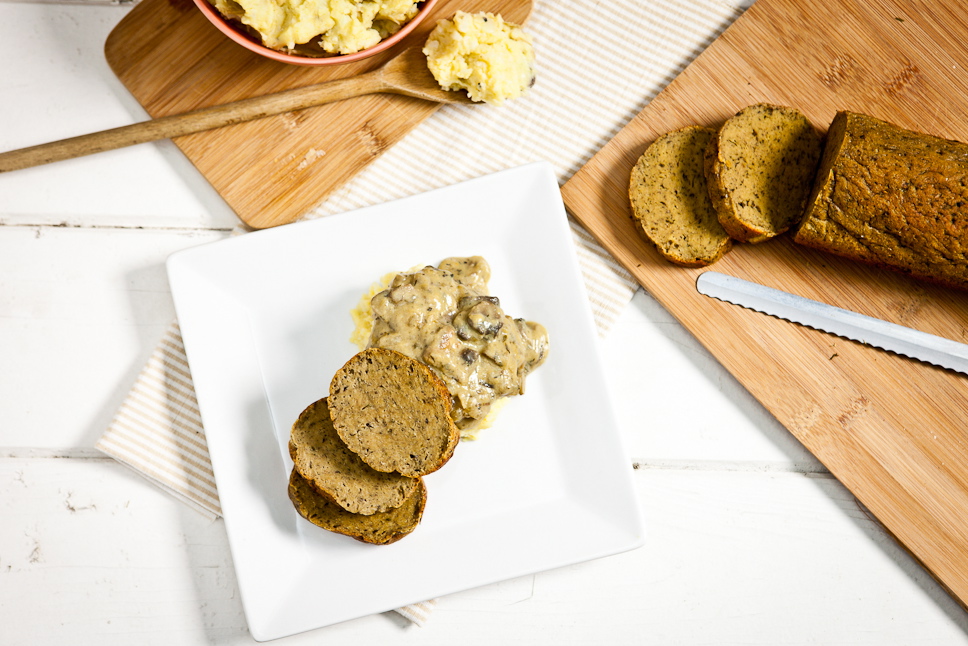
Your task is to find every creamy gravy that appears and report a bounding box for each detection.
[365,256,549,432]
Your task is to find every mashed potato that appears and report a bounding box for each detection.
[212,0,421,54]
[349,270,398,349]
[422,11,535,106]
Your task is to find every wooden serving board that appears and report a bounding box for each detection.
[561,0,968,608]
[104,0,530,229]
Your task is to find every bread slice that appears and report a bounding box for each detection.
[289,397,419,515]
[629,125,732,266]
[328,348,460,477]
[288,468,426,545]
[705,103,823,243]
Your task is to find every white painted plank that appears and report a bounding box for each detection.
[1,457,251,645]
[3,458,967,645]
[0,3,238,229]
[603,288,823,466]
[0,226,227,449]
[442,468,967,643]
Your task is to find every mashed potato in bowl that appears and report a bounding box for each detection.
[211,0,422,55]
[422,11,535,106]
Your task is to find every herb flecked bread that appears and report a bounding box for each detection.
[705,104,823,243]
[289,397,419,515]
[794,111,968,289]
[629,125,732,266]
[288,468,426,545]
[328,348,460,477]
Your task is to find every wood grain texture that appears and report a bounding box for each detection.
[560,0,968,609]
[104,0,531,229]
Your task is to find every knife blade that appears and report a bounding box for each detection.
[695,271,968,376]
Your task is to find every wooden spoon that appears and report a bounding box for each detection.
[0,46,472,173]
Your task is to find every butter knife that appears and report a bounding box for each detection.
[696,271,968,376]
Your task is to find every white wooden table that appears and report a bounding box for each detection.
[2,1,968,643]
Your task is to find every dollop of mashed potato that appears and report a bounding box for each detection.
[422,11,535,106]
[212,0,421,55]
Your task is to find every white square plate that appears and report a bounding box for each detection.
[167,162,645,641]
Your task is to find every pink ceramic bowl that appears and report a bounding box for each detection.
[192,0,439,66]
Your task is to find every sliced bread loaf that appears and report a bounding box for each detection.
[328,348,460,477]
[705,103,823,243]
[629,125,732,266]
[289,397,419,515]
[794,111,968,289]
[288,468,426,545]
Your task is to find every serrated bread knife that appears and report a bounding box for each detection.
[696,271,968,376]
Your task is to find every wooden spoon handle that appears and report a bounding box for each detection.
[0,71,385,173]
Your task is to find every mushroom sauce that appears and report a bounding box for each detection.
[364,256,549,433]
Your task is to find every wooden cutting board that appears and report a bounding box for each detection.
[561,0,968,609]
[104,0,531,229]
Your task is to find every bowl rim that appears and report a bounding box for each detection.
[191,0,440,66]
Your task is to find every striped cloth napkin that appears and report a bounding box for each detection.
[96,0,750,626]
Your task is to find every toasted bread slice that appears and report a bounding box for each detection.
[705,103,823,243]
[629,125,732,266]
[288,468,426,545]
[328,348,459,477]
[289,397,419,515]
